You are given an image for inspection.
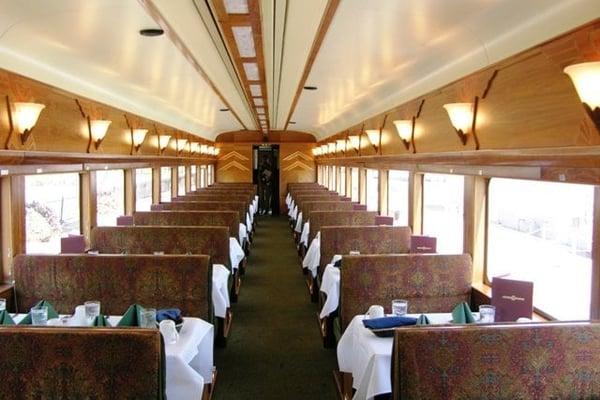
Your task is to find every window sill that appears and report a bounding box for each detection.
[471,282,549,322]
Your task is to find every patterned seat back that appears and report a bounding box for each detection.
[392,322,600,400]
[320,226,412,279]
[174,194,250,205]
[308,211,378,243]
[14,254,212,320]
[134,210,239,241]
[300,201,353,219]
[0,327,165,399]
[340,254,472,330]
[151,201,246,222]
[91,226,230,268]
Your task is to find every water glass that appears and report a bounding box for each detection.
[31,306,48,326]
[392,299,408,316]
[159,320,179,344]
[84,301,101,323]
[479,305,496,323]
[140,308,157,328]
[0,298,6,312]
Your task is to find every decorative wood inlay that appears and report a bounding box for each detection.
[282,160,314,172]
[282,151,313,162]
[284,0,341,129]
[219,150,250,161]
[211,0,269,136]
[217,160,251,172]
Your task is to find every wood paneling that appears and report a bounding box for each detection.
[315,21,600,180]
[216,144,253,183]
[592,186,600,319]
[80,172,97,247]
[216,130,316,143]
[280,143,316,213]
[1,175,25,280]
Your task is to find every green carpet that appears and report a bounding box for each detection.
[214,215,337,399]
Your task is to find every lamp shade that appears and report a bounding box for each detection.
[365,129,380,146]
[207,145,215,155]
[214,148,221,156]
[176,139,188,151]
[132,129,147,146]
[320,144,328,154]
[312,147,321,156]
[190,142,200,153]
[200,144,208,154]
[158,135,171,150]
[348,135,360,149]
[564,62,600,110]
[443,103,474,133]
[328,142,336,153]
[393,120,412,141]
[336,139,346,152]
[89,120,111,142]
[13,102,45,133]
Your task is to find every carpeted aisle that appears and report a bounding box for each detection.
[214,215,337,399]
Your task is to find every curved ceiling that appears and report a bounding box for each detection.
[0,0,597,141]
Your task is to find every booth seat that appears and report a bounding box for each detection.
[392,321,600,400]
[308,211,379,244]
[152,201,247,228]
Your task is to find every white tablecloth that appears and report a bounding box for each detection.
[14,313,214,400]
[294,212,303,233]
[319,260,341,319]
[239,223,248,246]
[300,221,310,247]
[253,197,258,212]
[229,237,245,270]
[212,264,231,318]
[302,232,320,277]
[338,313,477,400]
[246,212,252,229]
[291,205,298,221]
[285,193,291,207]
[287,200,295,217]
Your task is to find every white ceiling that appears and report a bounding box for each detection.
[0,0,598,141]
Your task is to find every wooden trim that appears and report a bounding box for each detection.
[152,167,161,204]
[283,0,341,129]
[359,167,367,205]
[138,0,248,130]
[379,169,388,215]
[591,186,600,319]
[0,176,25,281]
[80,171,97,248]
[124,169,135,216]
[464,176,488,285]
[171,167,178,199]
[408,172,423,234]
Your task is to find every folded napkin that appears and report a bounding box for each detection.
[93,315,111,327]
[362,316,417,330]
[117,304,145,327]
[19,300,59,325]
[156,308,183,324]
[452,302,476,324]
[0,310,15,325]
[331,254,342,268]
[416,314,431,325]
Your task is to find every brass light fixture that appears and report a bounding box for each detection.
[564,61,600,132]
[443,101,480,149]
[131,129,148,153]
[365,129,380,151]
[4,98,46,149]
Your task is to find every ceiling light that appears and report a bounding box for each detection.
[312,147,321,156]
[200,144,208,154]
[11,102,45,145]
[336,139,346,153]
[254,98,264,106]
[176,139,188,152]
[190,142,200,154]
[348,135,360,150]
[564,61,600,131]
[139,28,164,37]
[243,63,259,80]
[320,144,329,155]
[443,103,473,134]
[232,26,256,58]
[207,145,215,155]
[328,142,336,153]
[132,129,147,149]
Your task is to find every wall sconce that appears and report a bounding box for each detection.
[158,135,171,154]
[88,120,111,150]
[4,98,46,148]
[365,129,380,151]
[328,142,336,155]
[207,145,216,155]
[443,101,480,149]
[214,148,220,156]
[131,128,147,153]
[312,147,321,157]
[564,61,600,132]
[348,135,360,153]
[393,119,415,153]
[200,144,208,154]
[190,142,200,154]
[320,144,328,155]
[176,138,188,154]
[336,139,346,154]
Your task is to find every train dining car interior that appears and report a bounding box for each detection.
[0,0,599,399]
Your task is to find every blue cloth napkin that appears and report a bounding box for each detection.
[156,308,183,324]
[362,316,417,330]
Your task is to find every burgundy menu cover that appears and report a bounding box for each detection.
[60,235,86,254]
[491,277,533,321]
[410,236,436,253]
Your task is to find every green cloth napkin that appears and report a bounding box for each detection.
[93,315,111,327]
[117,304,145,327]
[452,302,476,324]
[0,310,15,325]
[416,314,431,325]
[18,300,59,325]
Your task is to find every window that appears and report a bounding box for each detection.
[178,166,186,196]
[366,169,379,211]
[190,166,197,191]
[423,173,464,254]
[339,166,346,196]
[388,170,409,226]
[200,166,206,188]
[487,178,594,320]
[351,168,359,202]
[331,166,337,192]
[25,173,80,254]
[135,168,153,211]
[96,169,125,226]
[160,167,171,202]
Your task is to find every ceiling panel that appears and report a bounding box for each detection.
[289,0,600,139]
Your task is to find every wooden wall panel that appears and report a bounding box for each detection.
[216,130,316,143]
[279,143,316,213]
[216,143,253,183]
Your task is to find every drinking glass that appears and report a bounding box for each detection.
[159,320,179,344]
[84,301,101,324]
[479,305,496,323]
[0,298,6,312]
[140,308,157,328]
[31,307,48,326]
[392,299,408,316]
